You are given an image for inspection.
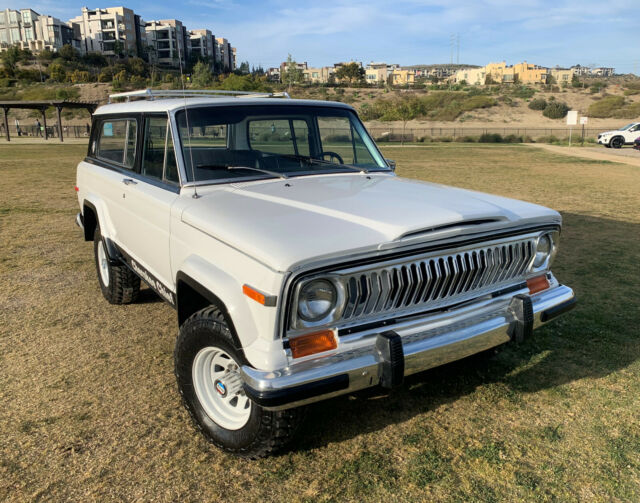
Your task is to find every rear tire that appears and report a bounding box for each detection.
[93,226,140,304]
[174,306,303,458]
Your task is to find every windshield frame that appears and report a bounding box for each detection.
[171,103,391,187]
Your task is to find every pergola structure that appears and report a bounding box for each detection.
[0,100,98,142]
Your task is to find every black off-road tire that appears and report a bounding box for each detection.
[93,226,140,304]
[174,306,304,458]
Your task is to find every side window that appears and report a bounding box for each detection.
[141,117,179,184]
[249,119,310,156]
[96,119,137,169]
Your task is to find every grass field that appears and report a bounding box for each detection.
[1,143,639,502]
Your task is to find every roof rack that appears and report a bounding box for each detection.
[108,88,291,103]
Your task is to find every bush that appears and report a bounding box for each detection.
[503,134,525,143]
[542,101,569,119]
[511,86,536,99]
[588,95,625,117]
[69,70,91,83]
[478,133,503,143]
[455,136,477,143]
[537,135,560,144]
[528,98,547,110]
[48,62,66,82]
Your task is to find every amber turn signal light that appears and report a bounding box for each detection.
[527,275,550,295]
[243,284,267,305]
[289,330,337,359]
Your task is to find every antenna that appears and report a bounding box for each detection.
[177,35,199,199]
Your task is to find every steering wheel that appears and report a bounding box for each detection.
[319,151,344,164]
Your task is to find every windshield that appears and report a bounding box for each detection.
[176,105,389,183]
[619,123,636,131]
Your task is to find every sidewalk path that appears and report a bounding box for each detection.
[528,143,640,168]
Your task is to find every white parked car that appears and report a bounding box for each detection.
[76,89,575,458]
[597,122,640,148]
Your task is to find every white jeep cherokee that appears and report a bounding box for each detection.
[76,89,576,458]
[597,122,640,148]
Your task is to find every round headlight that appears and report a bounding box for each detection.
[297,279,337,322]
[533,234,552,268]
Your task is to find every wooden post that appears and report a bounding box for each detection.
[56,106,63,142]
[2,107,9,142]
[41,108,48,140]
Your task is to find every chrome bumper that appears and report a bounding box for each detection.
[242,283,576,411]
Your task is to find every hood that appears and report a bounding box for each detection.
[181,174,560,272]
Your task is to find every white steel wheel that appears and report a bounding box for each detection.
[192,346,251,430]
[97,240,110,287]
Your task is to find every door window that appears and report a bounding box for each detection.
[141,117,179,183]
[96,119,137,168]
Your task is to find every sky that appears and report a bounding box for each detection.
[3,0,638,73]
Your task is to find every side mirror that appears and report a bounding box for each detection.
[385,158,396,171]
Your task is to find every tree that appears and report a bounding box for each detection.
[191,61,214,87]
[0,45,21,77]
[334,62,364,84]
[48,62,66,82]
[238,61,250,75]
[112,40,124,58]
[284,54,303,91]
[127,57,146,77]
[58,44,78,61]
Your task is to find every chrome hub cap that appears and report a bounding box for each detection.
[192,347,251,430]
[97,241,109,287]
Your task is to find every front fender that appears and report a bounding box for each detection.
[176,255,289,371]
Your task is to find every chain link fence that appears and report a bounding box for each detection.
[367,127,603,142]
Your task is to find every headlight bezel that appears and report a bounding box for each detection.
[529,230,559,273]
[291,276,346,329]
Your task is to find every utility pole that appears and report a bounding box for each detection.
[456,34,460,65]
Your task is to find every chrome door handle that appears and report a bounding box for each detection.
[122,178,137,185]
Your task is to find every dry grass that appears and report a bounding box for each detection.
[1,143,639,502]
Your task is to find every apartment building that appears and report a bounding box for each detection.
[513,61,548,84]
[391,68,415,86]
[0,8,79,52]
[189,29,214,63]
[146,19,188,68]
[70,6,143,56]
[216,37,234,71]
[302,66,334,83]
[454,67,487,85]
[365,62,395,84]
[549,67,575,84]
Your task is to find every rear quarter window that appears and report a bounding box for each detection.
[95,118,137,169]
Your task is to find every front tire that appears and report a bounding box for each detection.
[174,306,303,458]
[611,136,624,149]
[93,226,140,304]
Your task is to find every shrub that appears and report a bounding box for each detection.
[98,68,113,82]
[478,133,503,143]
[528,98,547,110]
[503,134,525,143]
[589,81,607,93]
[588,95,625,117]
[48,62,66,82]
[543,101,569,119]
[623,89,640,96]
[455,136,477,143]
[537,135,560,144]
[69,70,91,83]
[511,86,536,99]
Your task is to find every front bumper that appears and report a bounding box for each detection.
[242,283,576,410]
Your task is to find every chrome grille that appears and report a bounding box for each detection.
[337,237,535,324]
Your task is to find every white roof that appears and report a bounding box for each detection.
[93,97,353,116]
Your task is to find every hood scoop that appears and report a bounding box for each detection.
[396,218,507,241]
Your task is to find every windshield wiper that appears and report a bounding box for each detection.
[196,164,288,180]
[278,154,369,174]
